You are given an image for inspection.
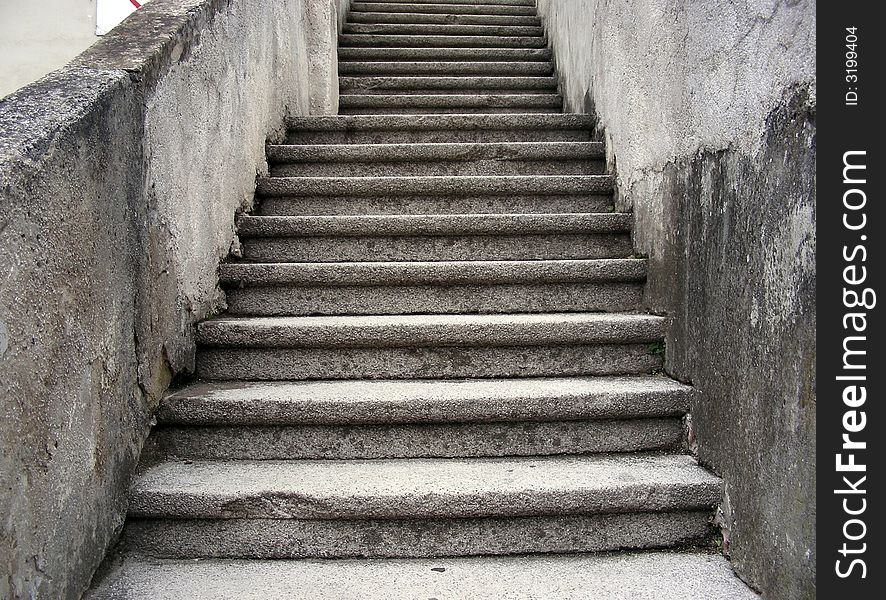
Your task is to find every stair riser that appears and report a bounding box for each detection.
[256,176,611,197]
[286,130,591,144]
[339,61,554,75]
[195,344,663,380]
[342,23,544,36]
[351,2,538,17]
[338,47,551,60]
[360,0,537,6]
[339,34,547,48]
[339,76,558,92]
[149,418,683,460]
[256,195,613,215]
[339,95,562,110]
[124,511,714,559]
[224,283,643,316]
[347,12,541,26]
[339,106,562,115]
[241,235,632,262]
[271,160,602,177]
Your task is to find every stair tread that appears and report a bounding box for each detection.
[85,552,759,600]
[129,453,720,520]
[159,375,691,425]
[197,312,664,348]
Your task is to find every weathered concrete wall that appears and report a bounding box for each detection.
[0,1,339,599]
[0,0,100,99]
[536,1,816,598]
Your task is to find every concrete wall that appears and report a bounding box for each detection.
[0,0,100,99]
[0,1,341,599]
[536,1,816,598]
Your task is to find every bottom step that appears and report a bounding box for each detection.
[86,552,759,599]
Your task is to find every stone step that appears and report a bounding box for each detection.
[194,313,664,380]
[338,47,552,61]
[341,22,544,37]
[338,75,558,93]
[236,213,631,262]
[365,0,537,6]
[220,258,644,315]
[256,174,611,196]
[267,141,602,176]
[339,34,547,48]
[124,453,719,558]
[84,552,760,600]
[338,93,562,114]
[338,60,554,75]
[158,376,692,425]
[148,375,689,459]
[351,1,538,17]
[347,11,541,26]
[257,194,613,216]
[284,114,593,144]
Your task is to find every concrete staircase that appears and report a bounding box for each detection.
[87,0,758,597]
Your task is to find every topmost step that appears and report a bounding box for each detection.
[351,2,537,17]
[365,0,536,5]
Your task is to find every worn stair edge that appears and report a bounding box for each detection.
[128,453,720,520]
[338,47,552,60]
[285,113,592,131]
[347,11,541,26]
[339,34,548,48]
[266,141,603,163]
[256,175,612,196]
[159,376,692,425]
[83,552,760,600]
[148,418,685,460]
[338,60,554,75]
[196,313,664,348]
[350,2,538,17]
[219,258,644,286]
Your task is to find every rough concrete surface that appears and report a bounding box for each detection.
[84,552,759,600]
[0,1,344,598]
[128,453,721,519]
[536,1,815,597]
[158,376,692,424]
[148,417,684,459]
[123,510,714,559]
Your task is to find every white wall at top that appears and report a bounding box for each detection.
[97,0,152,35]
[0,0,97,98]
[0,0,149,99]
